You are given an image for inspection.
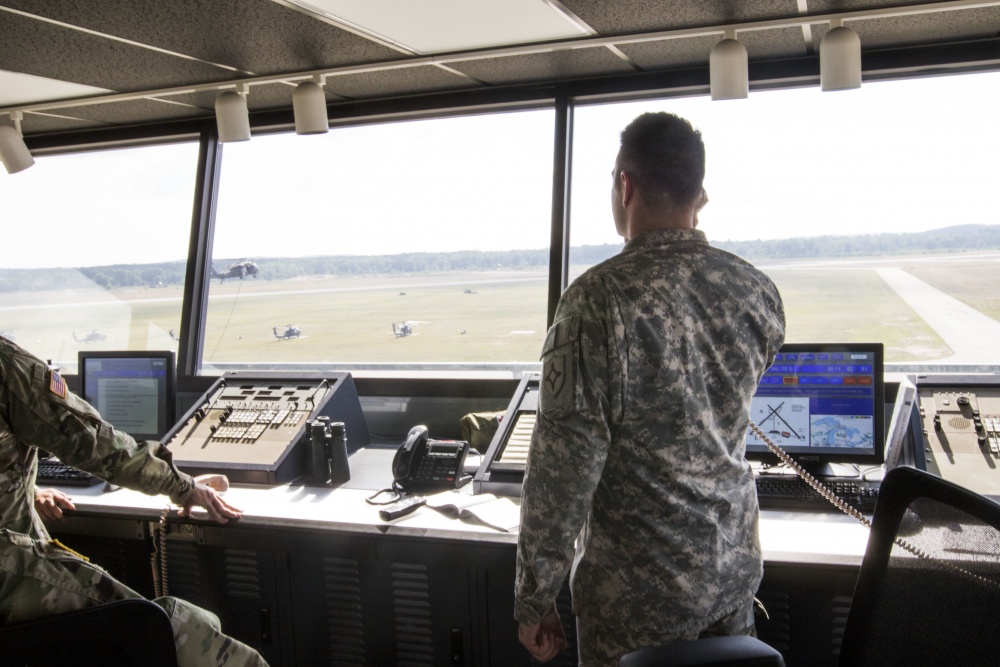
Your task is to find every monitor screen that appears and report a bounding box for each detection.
[745,343,885,470]
[78,351,176,442]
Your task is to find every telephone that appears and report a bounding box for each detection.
[392,425,470,492]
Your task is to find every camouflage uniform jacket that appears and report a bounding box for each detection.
[0,338,195,540]
[515,228,785,637]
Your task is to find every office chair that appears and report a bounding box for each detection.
[0,598,177,667]
[618,634,785,667]
[838,465,1000,666]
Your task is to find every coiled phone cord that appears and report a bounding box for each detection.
[748,420,1000,591]
[748,420,871,528]
[151,507,170,598]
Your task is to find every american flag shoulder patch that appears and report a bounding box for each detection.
[49,370,67,398]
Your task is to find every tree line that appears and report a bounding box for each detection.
[2,224,998,292]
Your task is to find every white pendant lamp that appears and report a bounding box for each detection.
[293,75,329,135]
[0,112,34,174]
[710,32,749,101]
[820,21,862,91]
[215,85,251,142]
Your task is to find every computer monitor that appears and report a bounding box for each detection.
[78,351,176,442]
[745,342,885,475]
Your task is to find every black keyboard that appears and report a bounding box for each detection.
[36,459,103,487]
[755,474,879,513]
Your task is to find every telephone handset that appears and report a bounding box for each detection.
[392,425,470,492]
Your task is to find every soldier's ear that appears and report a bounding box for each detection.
[618,170,636,207]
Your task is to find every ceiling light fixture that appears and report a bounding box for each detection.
[820,19,862,91]
[293,75,329,135]
[710,30,749,100]
[0,112,34,174]
[215,84,251,142]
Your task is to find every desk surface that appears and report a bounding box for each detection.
[49,446,872,566]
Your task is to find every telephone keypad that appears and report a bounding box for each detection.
[414,453,458,484]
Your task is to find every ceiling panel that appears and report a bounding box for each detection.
[13,112,105,133]
[323,64,481,100]
[1,0,403,74]
[286,0,592,53]
[560,0,800,35]
[617,36,722,71]
[847,7,1000,48]
[449,47,636,86]
[0,10,237,92]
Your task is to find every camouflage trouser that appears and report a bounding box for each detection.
[0,529,268,667]
[575,597,756,667]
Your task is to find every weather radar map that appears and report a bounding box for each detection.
[810,415,874,448]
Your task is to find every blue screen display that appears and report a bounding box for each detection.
[746,344,884,463]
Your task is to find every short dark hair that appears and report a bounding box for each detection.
[618,112,705,208]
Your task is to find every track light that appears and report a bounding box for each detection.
[710,31,748,101]
[293,75,329,135]
[0,112,34,174]
[820,20,862,91]
[215,85,250,142]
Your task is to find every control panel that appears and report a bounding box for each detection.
[164,372,368,485]
[914,375,1000,498]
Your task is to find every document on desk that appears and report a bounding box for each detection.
[425,490,521,532]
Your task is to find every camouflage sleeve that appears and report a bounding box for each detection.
[5,349,194,505]
[515,278,617,625]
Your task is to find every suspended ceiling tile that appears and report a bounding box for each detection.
[740,26,812,59]
[807,0,965,11]
[449,47,636,86]
[0,11,235,93]
[324,64,480,100]
[617,35,720,71]
[560,0,799,35]
[284,0,591,53]
[18,111,109,134]
[1,0,403,75]
[31,97,209,126]
[0,69,112,106]
[847,7,1000,48]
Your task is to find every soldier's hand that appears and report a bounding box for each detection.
[34,488,76,521]
[518,606,567,663]
[177,478,242,524]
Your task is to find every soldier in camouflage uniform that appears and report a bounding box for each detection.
[515,112,785,666]
[0,337,268,666]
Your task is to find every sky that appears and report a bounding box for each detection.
[2,70,999,269]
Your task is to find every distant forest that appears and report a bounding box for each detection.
[2,224,998,293]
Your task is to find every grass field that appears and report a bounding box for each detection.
[3,253,997,370]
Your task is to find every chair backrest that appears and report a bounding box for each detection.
[839,465,1000,666]
[618,634,785,667]
[0,598,177,667]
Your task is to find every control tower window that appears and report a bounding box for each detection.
[0,142,198,371]
[569,71,1000,373]
[205,109,554,377]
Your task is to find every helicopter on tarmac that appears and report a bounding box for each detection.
[73,330,108,343]
[211,260,259,282]
[392,322,412,338]
[273,324,301,340]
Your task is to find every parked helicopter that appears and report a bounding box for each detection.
[73,330,107,343]
[212,260,259,282]
[392,322,412,338]
[273,324,301,340]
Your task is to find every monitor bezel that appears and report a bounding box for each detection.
[745,342,886,469]
[77,350,176,442]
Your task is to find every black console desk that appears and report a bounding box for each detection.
[45,446,870,667]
